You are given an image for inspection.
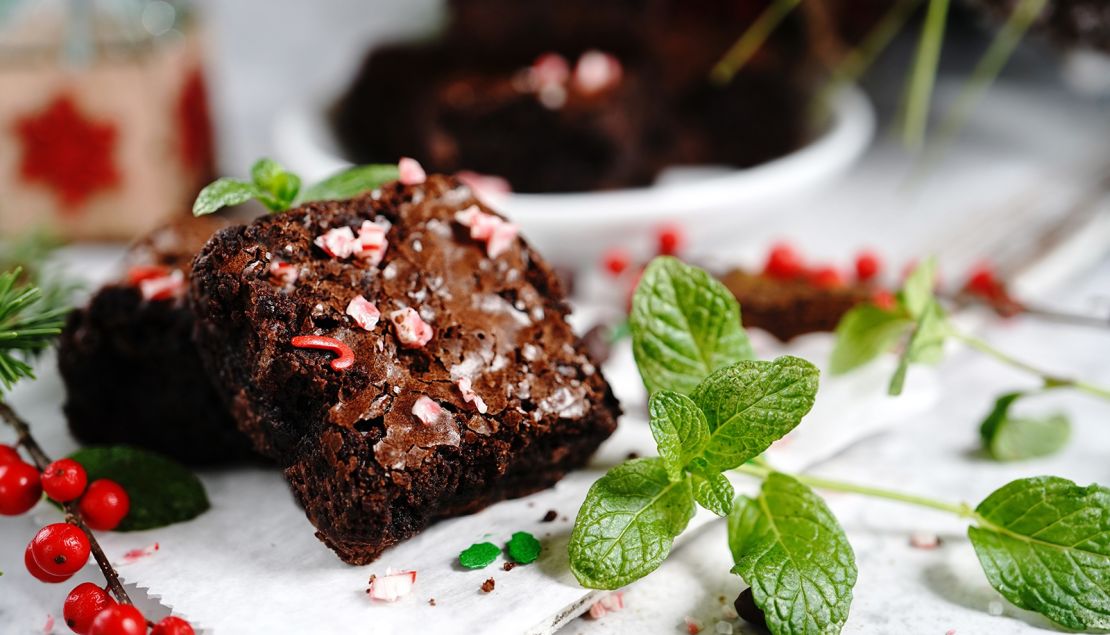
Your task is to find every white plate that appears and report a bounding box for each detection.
[273,87,874,268]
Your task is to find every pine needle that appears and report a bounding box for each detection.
[0,268,70,392]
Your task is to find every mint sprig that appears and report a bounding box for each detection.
[979,392,1070,461]
[570,256,1110,634]
[193,159,400,216]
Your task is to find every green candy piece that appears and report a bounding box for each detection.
[507,531,542,564]
[459,542,500,569]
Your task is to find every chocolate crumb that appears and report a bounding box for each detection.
[502,562,517,571]
[626,451,640,460]
[366,573,376,594]
[428,598,436,606]
[481,578,496,593]
[735,588,767,630]
[561,516,569,522]
[541,509,558,522]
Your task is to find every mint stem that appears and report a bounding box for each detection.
[734,463,973,517]
[0,400,134,605]
[709,0,801,84]
[901,0,950,149]
[949,331,1110,401]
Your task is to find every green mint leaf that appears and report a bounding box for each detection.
[728,472,857,635]
[67,446,209,531]
[692,472,734,517]
[569,458,695,589]
[889,300,947,396]
[192,178,261,216]
[630,256,754,395]
[969,476,1110,630]
[900,257,937,319]
[506,531,542,564]
[648,390,710,481]
[298,164,400,204]
[689,356,819,473]
[979,392,1070,461]
[829,304,913,375]
[250,158,301,209]
[459,542,500,569]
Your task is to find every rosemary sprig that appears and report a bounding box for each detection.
[0,268,69,392]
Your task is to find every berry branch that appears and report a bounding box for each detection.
[0,400,132,606]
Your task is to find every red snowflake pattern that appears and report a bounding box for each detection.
[14,94,120,208]
[176,67,214,174]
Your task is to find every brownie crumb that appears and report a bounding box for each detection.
[481,578,496,593]
[428,598,436,607]
[561,516,569,522]
[502,562,516,572]
[541,509,558,522]
[626,451,640,460]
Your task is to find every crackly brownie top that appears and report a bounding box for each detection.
[191,175,607,465]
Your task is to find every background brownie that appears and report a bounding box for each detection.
[58,218,255,465]
[189,175,620,564]
[720,268,873,341]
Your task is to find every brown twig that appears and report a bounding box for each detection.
[0,400,132,605]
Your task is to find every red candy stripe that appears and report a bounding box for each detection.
[291,335,355,371]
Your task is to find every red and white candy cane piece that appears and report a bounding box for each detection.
[368,569,417,602]
[398,157,426,186]
[530,52,570,89]
[345,295,381,331]
[457,377,488,414]
[355,220,389,266]
[574,50,622,95]
[411,396,444,425]
[139,270,185,301]
[454,205,519,258]
[314,226,358,259]
[291,335,355,371]
[389,308,433,348]
[126,265,169,285]
[456,171,511,201]
[269,261,298,285]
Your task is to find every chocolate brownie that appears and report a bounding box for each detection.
[720,269,873,341]
[58,218,254,465]
[189,174,621,564]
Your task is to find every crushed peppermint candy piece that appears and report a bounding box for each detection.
[43,613,55,634]
[574,50,622,95]
[909,531,941,549]
[457,171,511,202]
[684,616,703,634]
[390,307,434,348]
[412,396,444,425]
[454,205,519,258]
[457,377,488,414]
[346,295,381,331]
[355,220,390,266]
[398,157,426,185]
[587,591,625,619]
[368,568,417,602]
[530,52,570,89]
[139,270,185,301]
[269,261,298,285]
[315,226,358,259]
[122,542,160,564]
[126,264,170,285]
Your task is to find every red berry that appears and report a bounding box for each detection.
[0,460,42,515]
[79,480,130,531]
[24,543,73,583]
[42,458,88,503]
[89,604,145,635]
[151,616,195,635]
[964,263,998,296]
[30,523,91,576]
[0,443,21,466]
[601,248,630,276]
[855,251,882,282]
[809,266,845,289]
[655,224,684,256]
[763,243,804,280]
[64,583,116,634]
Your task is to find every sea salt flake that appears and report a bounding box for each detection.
[346,295,381,331]
[368,569,417,602]
[574,50,622,95]
[139,270,185,301]
[987,600,1004,616]
[314,226,358,259]
[457,377,488,414]
[390,308,434,348]
[398,157,426,185]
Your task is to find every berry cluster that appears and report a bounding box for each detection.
[761,242,884,290]
[1,443,193,635]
